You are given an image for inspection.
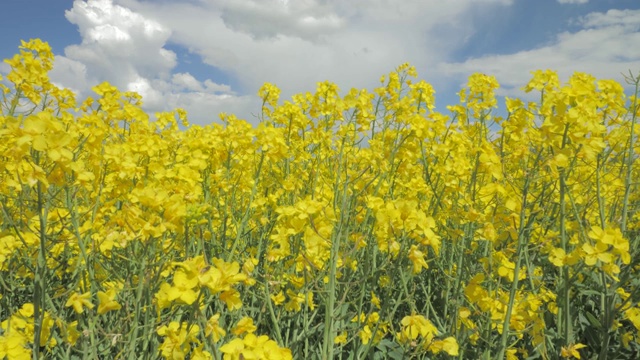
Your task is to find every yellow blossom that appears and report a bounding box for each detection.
[97,289,122,314]
[232,317,257,336]
[334,331,348,345]
[561,343,587,359]
[65,291,94,314]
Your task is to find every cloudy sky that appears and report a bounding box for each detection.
[1,0,639,125]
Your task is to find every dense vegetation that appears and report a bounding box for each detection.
[1,39,640,359]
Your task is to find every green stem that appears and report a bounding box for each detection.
[621,72,639,234]
[33,162,48,360]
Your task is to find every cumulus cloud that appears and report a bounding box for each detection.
[64,0,175,83]
[172,72,204,92]
[49,56,89,95]
[47,0,637,125]
[218,0,345,42]
[41,0,522,124]
[0,62,11,75]
[558,0,588,4]
[580,8,640,29]
[438,9,640,98]
[47,0,246,125]
[117,0,513,116]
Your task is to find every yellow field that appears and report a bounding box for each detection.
[1,39,639,359]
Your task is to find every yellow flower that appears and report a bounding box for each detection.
[359,325,372,344]
[334,331,348,345]
[97,289,122,314]
[560,343,587,359]
[220,289,243,311]
[157,321,200,360]
[166,284,199,305]
[270,290,285,306]
[371,292,381,309]
[505,348,519,360]
[0,331,31,359]
[379,275,390,288]
[205,314,226,343]
[65,291,94,314]
[624,307,640,330]
[305,291,316,311]
[219,338,246,359]
[398,314,438,343]
[582,242,614,266]
[155,283,174,310]
[64,321,81,345]
[548,247,580,267]
[428,336,459,356]
[232,317,257,336]
[621,331,634,349]
[285,290,305,312]
[258,82,281,108]
[191,346,213,360]
[407,245,429,274]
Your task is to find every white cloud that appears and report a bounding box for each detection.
[218,0,346,42]
[64,0,175,82]
[9,0,640,125]
[558,0,588,4]
[0,62,11,75]
[112,0,513,120]
[580,8,640,29]
[438,9,640,99]
[49,56,89,95]
[203,79,233,94]
[47,0,244,125]
[172,73,204,92]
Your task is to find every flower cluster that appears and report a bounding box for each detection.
[1,39,639,359]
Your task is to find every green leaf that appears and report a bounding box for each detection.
[579,289,602,297]
[374,339,405,360]
[585,312,602,328]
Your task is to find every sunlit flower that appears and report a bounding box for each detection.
[65,292,94,314]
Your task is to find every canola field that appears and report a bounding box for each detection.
[1,39,640,359]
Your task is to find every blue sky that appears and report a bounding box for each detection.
[1,0,639,125]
